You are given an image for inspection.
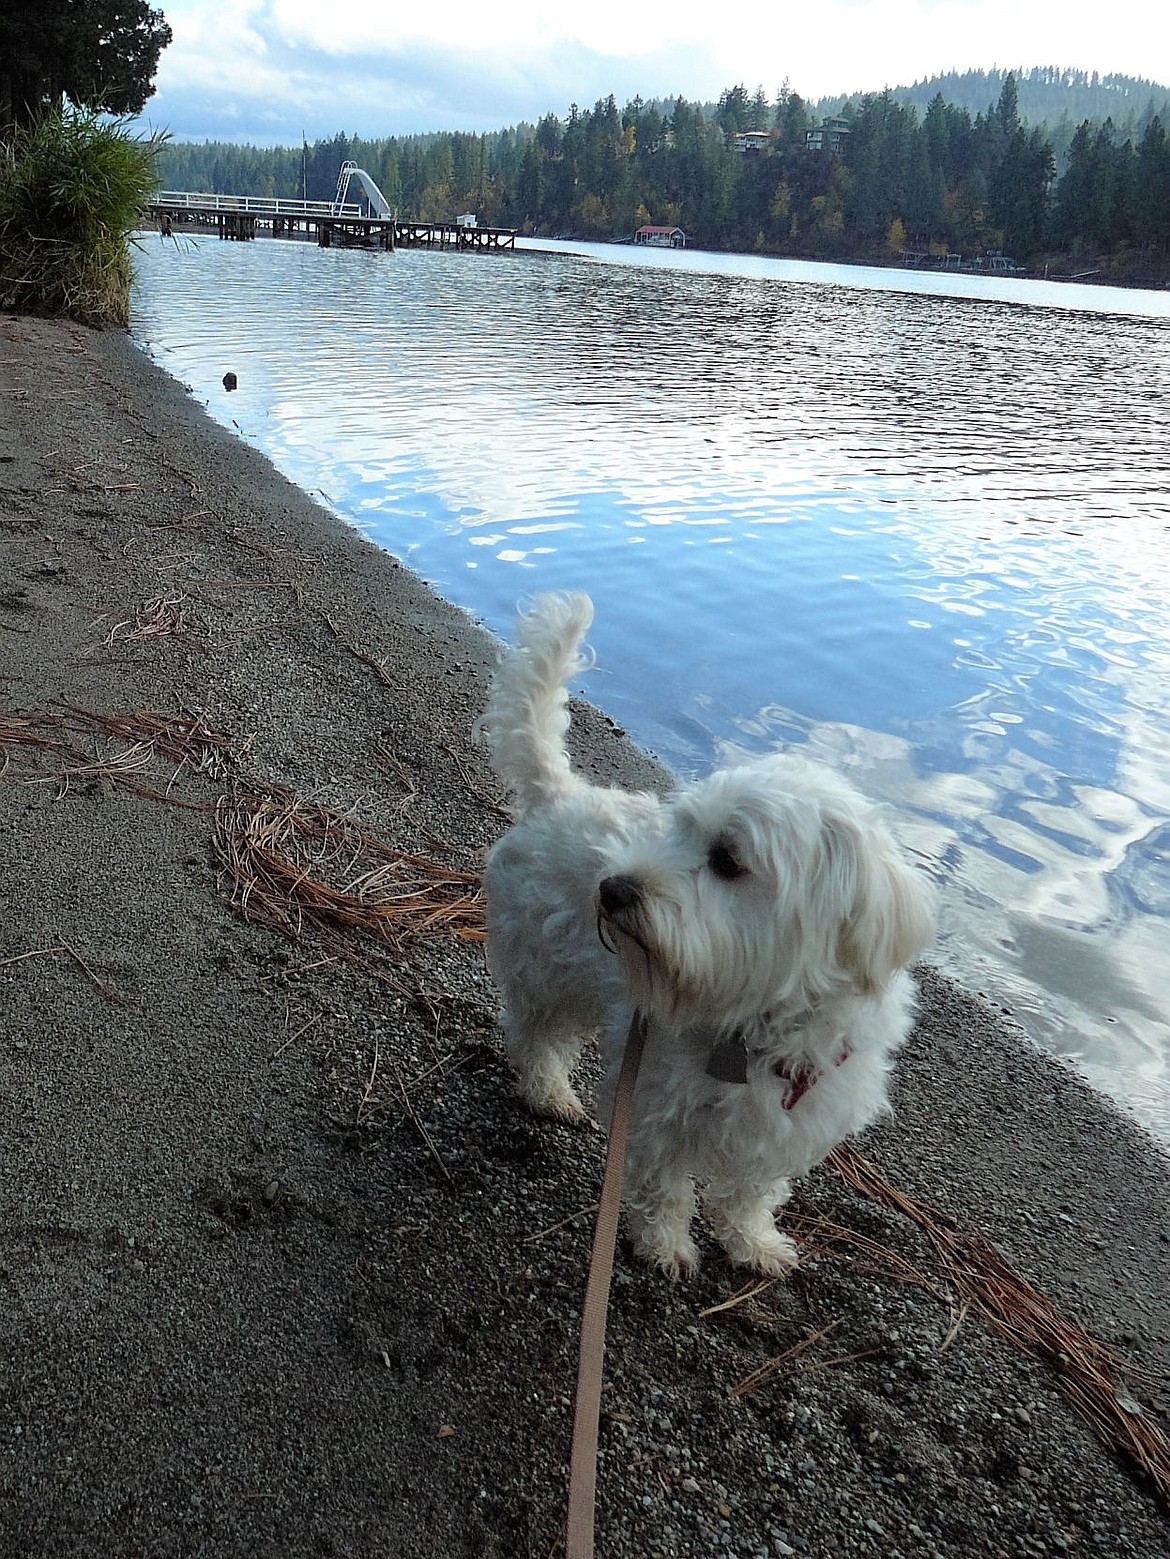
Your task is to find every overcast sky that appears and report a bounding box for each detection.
[139,0,1169,145]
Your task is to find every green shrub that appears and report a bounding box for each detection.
[0,107,162,327]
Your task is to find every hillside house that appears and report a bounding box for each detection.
[806,117,852,154]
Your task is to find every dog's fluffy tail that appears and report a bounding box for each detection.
[479,592,594,816]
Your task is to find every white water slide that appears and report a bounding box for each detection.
[332,161,393,218]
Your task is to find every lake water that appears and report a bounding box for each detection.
[129,233,1170,1143]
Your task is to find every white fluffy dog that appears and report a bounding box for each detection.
[479,593,933,1279]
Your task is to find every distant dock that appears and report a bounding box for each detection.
[147,192,516,254]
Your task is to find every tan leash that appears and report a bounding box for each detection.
[564,1011,647,1559]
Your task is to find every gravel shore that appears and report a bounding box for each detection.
[1,313,1168,1559]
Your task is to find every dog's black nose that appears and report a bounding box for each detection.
[599,874,641,915]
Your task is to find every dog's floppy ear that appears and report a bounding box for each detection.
[829,815,934,994]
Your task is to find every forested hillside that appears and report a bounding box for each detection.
[156,72,1170,279]
[823,67,1169,146]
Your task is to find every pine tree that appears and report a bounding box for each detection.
[0,0,172,132]
[1132,117,1170,248]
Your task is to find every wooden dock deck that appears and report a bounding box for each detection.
[395,220,516,251]
[147,193,516,255]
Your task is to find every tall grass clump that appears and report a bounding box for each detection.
[0,108,162,327]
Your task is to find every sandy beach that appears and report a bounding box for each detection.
[1,313,1168,1558]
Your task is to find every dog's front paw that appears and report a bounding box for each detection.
[628,1211,700,1281]
[745,1229,800,1278]
[707,1196,801,1278]
[637,1231,700,1282]
[719,1224,800,1278]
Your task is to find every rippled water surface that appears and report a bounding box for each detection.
[130,235,1170,1140]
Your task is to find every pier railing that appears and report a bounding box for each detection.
[155,190,364,218]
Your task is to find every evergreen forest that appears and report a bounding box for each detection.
[156,70,1170,281]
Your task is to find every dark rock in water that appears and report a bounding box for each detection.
[222,372,237,391]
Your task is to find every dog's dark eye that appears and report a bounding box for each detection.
[708,842,745,881]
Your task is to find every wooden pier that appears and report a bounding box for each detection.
[395,220,516,252]
[217,210,255,241]
[147,192,516,255]
[314,216,395,250]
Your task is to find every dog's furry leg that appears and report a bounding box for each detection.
[624,1154,700,1280]
[705,1177,799,1276]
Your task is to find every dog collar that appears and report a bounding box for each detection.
[705,1029,850,1109]
[705,1030,753,1084]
